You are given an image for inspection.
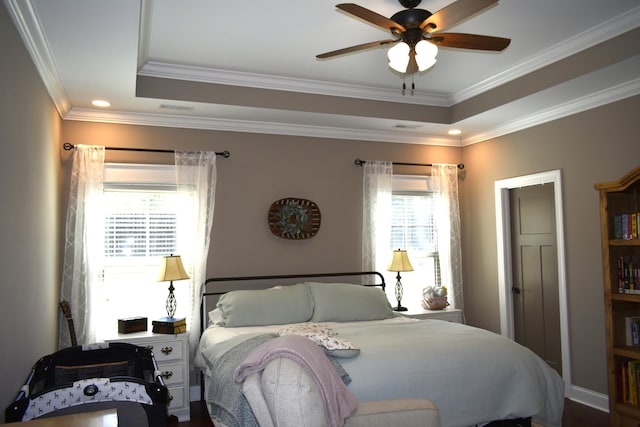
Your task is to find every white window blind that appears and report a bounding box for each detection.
[104,191,178,258]
[387,176,440,308]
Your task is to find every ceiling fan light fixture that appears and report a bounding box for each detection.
[319,1,511,75]
[415,40,437,71]
[388,42,411,73]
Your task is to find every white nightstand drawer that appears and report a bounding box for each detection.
[158,361,184,386]
[143,339,184,362]
[167,385,185,411]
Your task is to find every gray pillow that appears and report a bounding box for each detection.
[217,283,313,327]
[306,282,393,322]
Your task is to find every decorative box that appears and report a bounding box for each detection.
[118,316,148,334]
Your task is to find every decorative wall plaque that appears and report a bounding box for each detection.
[268,198,321,240]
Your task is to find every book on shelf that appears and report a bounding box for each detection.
[613,213,640,240]
[626,315,640,346]
[621,362,628,404]
[629,360,640,405]
[617,359,640,406]
[152,323,187,334]
[617,256,640,294]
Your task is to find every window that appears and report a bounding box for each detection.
[386,176,439,307]
[98,164,193,335]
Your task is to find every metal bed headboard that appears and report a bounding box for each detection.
[200,271,386,336]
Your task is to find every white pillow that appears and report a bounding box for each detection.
[208,308,223,326]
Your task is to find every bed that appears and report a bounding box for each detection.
[195,272,564,427]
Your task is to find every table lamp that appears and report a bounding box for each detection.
[387,249,414,311]
[157,254,190,319]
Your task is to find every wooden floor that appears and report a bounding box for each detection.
[176,399,608,427]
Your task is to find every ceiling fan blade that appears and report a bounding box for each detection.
[420,0,498,32]
[316,39,397,59]
[336,3,406,32]
[430,33,510,51]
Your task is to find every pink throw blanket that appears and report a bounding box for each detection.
[234,335,358,427]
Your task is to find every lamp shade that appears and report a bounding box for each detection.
[387,249,414,272]
[387,42,411,73]
[415,40,438,71]
[157,255,190,282]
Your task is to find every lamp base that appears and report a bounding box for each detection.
[393,273,407,312]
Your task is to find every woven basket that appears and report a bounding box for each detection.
[422,296,449,310]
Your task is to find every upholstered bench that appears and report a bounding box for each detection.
[241,357,441,427]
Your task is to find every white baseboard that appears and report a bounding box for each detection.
[568,385,609,413]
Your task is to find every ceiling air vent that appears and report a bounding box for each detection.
[394,124,421,129]
[159,104,194,111]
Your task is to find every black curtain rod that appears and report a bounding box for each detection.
[63,142,230,158]
[354,158,464,169]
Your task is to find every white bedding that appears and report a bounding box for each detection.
[195,316,565,427]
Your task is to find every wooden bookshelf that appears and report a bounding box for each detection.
[596,166,640,426]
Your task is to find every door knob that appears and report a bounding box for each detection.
[512,287,521,294]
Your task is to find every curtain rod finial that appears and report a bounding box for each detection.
[63,143,74,151]
[355,159,364,166]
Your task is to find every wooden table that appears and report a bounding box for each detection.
[21,409,118,426]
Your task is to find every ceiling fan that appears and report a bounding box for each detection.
[317,0,511,74]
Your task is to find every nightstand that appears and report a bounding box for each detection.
[105,330,190,422]
[400,306,463,323]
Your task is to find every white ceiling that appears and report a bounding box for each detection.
[6,0,640,146]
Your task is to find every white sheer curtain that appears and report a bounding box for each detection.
[362,161,393,277]
[175,151,217,359]
[431,164,464,313]
[59,145,105,348]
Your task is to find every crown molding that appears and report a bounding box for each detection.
[462,76,640,146]
[5,0,70,116]
[64,74,640,148]
[453,5,640,104]
[138,61,451,107]
[9,0,639,148]
[63,108,461,146]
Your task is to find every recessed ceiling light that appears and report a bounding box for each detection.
[448,129,462,135]
[91,99,111,108]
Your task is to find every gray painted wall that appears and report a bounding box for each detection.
[462,96,640,394]
[0,4,62,421]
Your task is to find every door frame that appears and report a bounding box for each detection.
[494,169,571,396]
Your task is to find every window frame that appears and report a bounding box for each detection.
[97,163,193,334]
[386,175,442,306]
